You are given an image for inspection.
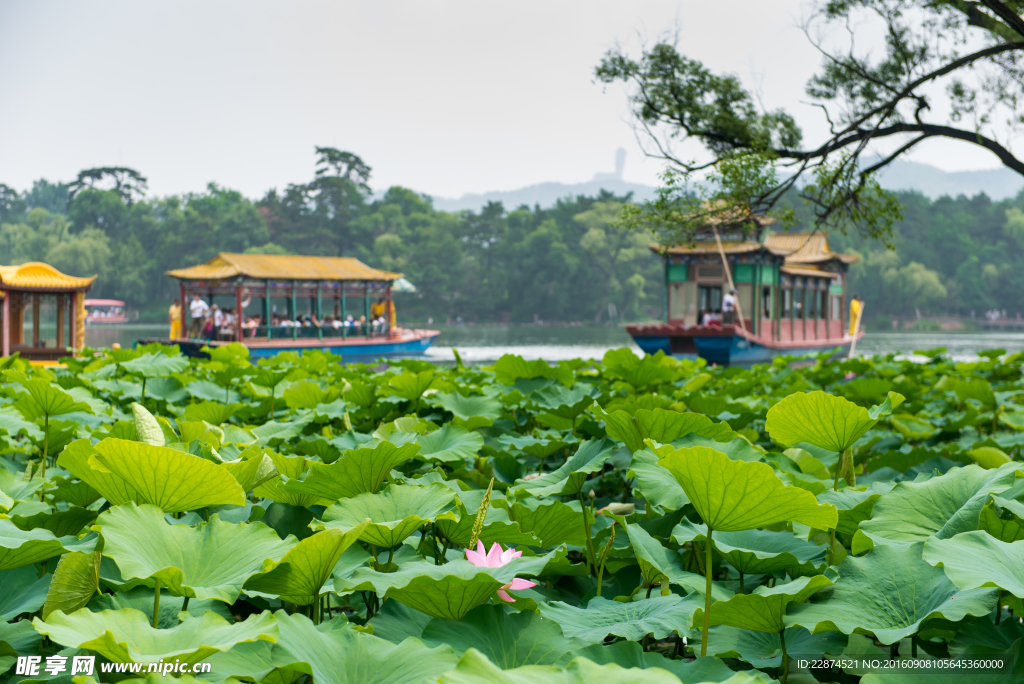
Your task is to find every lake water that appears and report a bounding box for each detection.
[87,324,1024,363]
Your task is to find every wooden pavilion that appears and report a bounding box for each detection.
[0,262,95,361]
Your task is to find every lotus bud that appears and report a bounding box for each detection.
[468,478,494,550]
[598,503,635,516]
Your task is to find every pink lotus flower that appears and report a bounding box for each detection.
[845,371,857,379]
[464,541,537,602]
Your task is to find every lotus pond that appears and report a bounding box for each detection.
[1,343,1023,684]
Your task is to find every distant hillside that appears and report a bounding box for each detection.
[414,155,1024,213]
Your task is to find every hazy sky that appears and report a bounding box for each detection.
[0,1,1007,200]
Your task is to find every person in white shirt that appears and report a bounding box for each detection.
[722,289,737,325]
[188,294,209,338]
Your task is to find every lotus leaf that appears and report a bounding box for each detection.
[786,543,997,644]
[697,573,836,633]
[87,438,245,511]
[33,607,278,664]
[0,518,96,569]
[243,525,367,604]
[41,551,100,619]
[98,503,294,603]
[431,392,504,429]
[621,521,732,599]
[511,498,588,547]
[765,390,904,452]
[924,531,1024,598]
[512,438,615,496]
[575,641,736,682]
[979,495,1024,542]
[320,483,458,548]
[859,462,1023,546]
[599,407,734,453]
[671,521,828,576]
[699,626,847,668]
[657,446,838,531]
[0,565,51,620]
[417,424,484,465]
[437,647,694,684]
[282,440,420,500]
[539,594,704,646]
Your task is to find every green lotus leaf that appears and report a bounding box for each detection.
[437,647,703,684]
[949,615,1024,656]
[816,480,896,537]
[417,424,484,465]
[339,555,552,620]
[131,403,164,446]
[696,573,836,634]
[7,502,97,537]
[657,446,838,531]
[765,390,904,452]
[281,440,421,500]
[786,543,997,644]
[243,525,367,605]
[13,378,95,421]
[529,383,600,420]
[434,489,540,548]
[223,451,279,492]
[511,498,588,547]
[252,413,314,445]
[597,406,734,453]
[33,607,278,664]
[671,521,827,576]
[979,495,1024,542]
[859,462,1023,547]
[497,433,569,459]
[185,379,241,403]
[257,610,457,684]
[538,594,703,646]
[97,503,294,603]
[182,400,241,425]
[0,565,51,620]
[87,438,245,512]
[41,551,100,619]
[320,483,458,548]
[890,414,938,441]
[282,380,333,409]
[492,354,573,387]
[430,392,503,429]
[968,446,1012,469]
[698,626,847,669]
[923,531,1024,598]
[621,521,732,600]
[120,352,190,379]
[997,410,1024,431]
[387,370,437,403]
[602,348,676,390]
[0,489,12,513]
[953,378,996,407]
[0,518,96,570]
[88,586,232,628]
[627,447,688,510]
[575,641,736,683]
[421,603,581,668]
[512,438,616,496]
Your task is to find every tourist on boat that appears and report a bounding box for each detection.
[168,299,182,339]
[189,294,209,338]
[244,316,260,337]
[848,295,862,335]
[371,298,386,321]
[722,289,737,325]
[220,308,236,339]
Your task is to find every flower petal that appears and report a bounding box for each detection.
[486,542,505,567]
[496,589,514,602]
[464,548,485,567]
[508,578,536,590]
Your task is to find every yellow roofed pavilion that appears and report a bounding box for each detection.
[0,262,95,361]
[166,253,401,282]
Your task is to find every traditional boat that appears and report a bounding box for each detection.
[626,217,863,365]
[0,262,93,363]
[84,299,131,324]
[156,253,439,359]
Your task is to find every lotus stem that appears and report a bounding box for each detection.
[596,524,616,597]
[700,526,713,657]
[739,571,744,594]
[579,491,597,576]
[152,579,160,629]
[468,478,494,550]
[386,547,395,570]
[181,596,189,614]
[41,414,49,480]
[780,629,789,684]
[314,592,320,624]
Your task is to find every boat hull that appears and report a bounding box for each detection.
[627,323,859,365]
[138,329,441,360]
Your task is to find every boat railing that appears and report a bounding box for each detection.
[229,324,396,341]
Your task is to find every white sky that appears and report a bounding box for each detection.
[0,0,1007,200]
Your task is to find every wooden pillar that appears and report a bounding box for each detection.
[840,277,847,338]
[235,285,244,343]
[56,294,66,349]
[290,281,298,341]
[800,287,807,341]
[264,280,271,340]
[316,283,322,340]
[364,282,370,339]
[775,267,781,342]
[179,282,187,339]
[32,293,40,347]
[386,283,393,334]
[753,263,761,337]
[788,286,795,342]
[341,285,348,339]
[1,291,8,357]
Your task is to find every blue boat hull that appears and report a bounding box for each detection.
[139,329,440,361]
[245,335,437,359]
[630,332,851,365]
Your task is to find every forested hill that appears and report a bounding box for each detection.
[1,153,1023,326]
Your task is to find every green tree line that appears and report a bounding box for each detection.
[0,148,1021,326]
[0,151,659,324]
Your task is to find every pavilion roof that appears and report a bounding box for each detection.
[167,253,402,282]
[0,262,96,291]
